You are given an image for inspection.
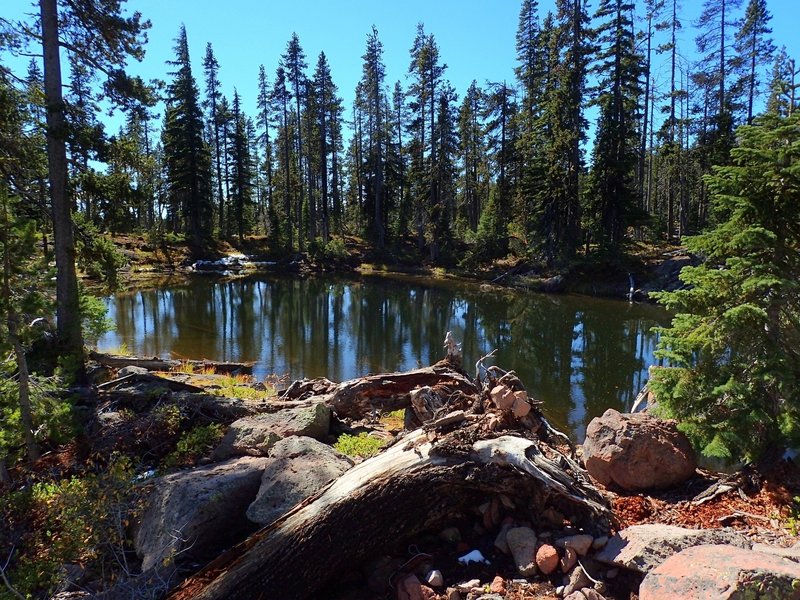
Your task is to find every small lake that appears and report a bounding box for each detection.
[98,273,670,440]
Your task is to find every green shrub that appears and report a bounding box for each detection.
[164,423,225,468]
[333,432,384,458]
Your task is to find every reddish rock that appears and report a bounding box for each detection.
[582,409,697,491]
[397,573,425,600]
[490,575,506,594]
[640,544,800,600]
[536,544,559,575]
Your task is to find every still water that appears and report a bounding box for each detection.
[98,273,670,440]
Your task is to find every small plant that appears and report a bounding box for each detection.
[164,423,225,468]
[333,432,384,458]
[213,374,275,401]
[152,404,182,435]
[174,361,195,374]
[379,409,405,432]
[786,496,800,536]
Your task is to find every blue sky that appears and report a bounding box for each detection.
[4,0,800,135]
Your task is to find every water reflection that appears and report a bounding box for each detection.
[99,274,669,440]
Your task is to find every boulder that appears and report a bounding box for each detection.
[246,436,353,525]
[214,401,331,459]
[639,544,800,599]
[133,456,268,571]
[582,409,697,491]
[594,524,751,574]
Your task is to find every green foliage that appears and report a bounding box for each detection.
[0,457,137,599]
[0,359,74,464]
[73,212,126,284]
[164,423,224,468]
[651,114,800,463]
[79,290,114,347]
[333,432,384,458]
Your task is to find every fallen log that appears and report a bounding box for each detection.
[88,351,255,375]
[167,423,610,600]
[329,359,478,420]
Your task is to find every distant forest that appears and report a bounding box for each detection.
[0,0,795,265]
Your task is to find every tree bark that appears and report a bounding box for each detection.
[167,429,609,600]
[40,0,86,383]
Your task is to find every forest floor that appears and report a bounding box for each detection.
[105,232,688,300]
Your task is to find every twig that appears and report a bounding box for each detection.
[0,546,26,600]
[474,349,498,385]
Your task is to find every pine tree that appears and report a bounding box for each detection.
[203,43,226,233]
[271,66,294,249]
[457,81,487,235]
[228,90,254,242]
[162,25,213,246]
[765,48,799,117]
[281,33,308,249]
[311,52,341,243]
[257,65,275,236]
[651,114,800,462]
[585,0,644,251]
[733,0,775,125]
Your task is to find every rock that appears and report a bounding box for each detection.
[512,394,531,418]
[397,573,424,600]
[445,588,462,600]
[119,365,150,376]
[582,409,697,491]
[490,384,516,410]
[490,575,506,594]
[592,535,609,550]
[506,527,538,576]
[133,456,268,571]
[594,524,751,574]
[565,590,608,600]
[561,547,578,572]
[214,401,331,459]
[536,544,559,575]
[556,534,594,556]
[752,542,800,562]
[246,436,352,525]
[494,521,514,554]
[563,565,594,597]
[426,569,444,587]
[639,544,800,600]
[456,578,481,592]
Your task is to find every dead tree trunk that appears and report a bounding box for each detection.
[168,384,610,600]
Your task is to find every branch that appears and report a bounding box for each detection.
[0,547,26,600]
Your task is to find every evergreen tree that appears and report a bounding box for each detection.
[281,33,308,249]
[257,65,275,236]
[585,0,644,251]
[203,42,226,233]
[651,114,800,462]
[359,26,387,248]
[457,81,487,235]
[766,47,798,117]
[311,52,341,243]
[228,90,254,242]
[271,66,294,249]
[733,0,775,125]
[162,25,213,245]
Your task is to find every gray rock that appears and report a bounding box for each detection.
[506,526,538,577]
[214,401,331,459]
[752,542,800,562]
[640,544,800,599]
[133,456,267,571]
[594,524,751,574]
[246,436,352,525]
[582,409,697,491]
[119,365,150,376]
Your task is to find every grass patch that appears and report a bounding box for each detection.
[213,373,275,401]
[380,409,405,431]
[164,423,225,468]
[333,432,384,458]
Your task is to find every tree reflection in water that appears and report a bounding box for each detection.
[100,274,668,439]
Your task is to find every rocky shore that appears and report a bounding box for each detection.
[35,350,800,600]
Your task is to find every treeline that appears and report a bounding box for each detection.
[3,0,796,266]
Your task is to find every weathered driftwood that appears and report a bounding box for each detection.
[328,361,478,420]
[88,351,255,375]
[167,419,610,599]
[97,372,205,394]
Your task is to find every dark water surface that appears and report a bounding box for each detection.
[98,273,670,440]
